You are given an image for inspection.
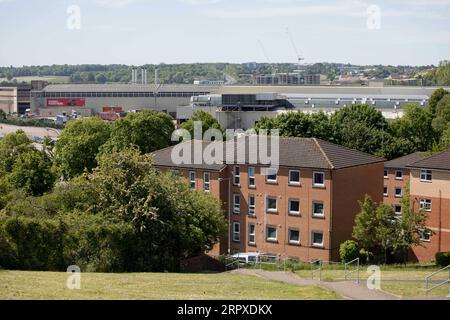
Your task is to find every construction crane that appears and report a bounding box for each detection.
[257,39,277,75]
[286,27,305,72]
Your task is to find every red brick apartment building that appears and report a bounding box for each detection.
[152,137,384,262]
[383,152,427,215]
[405,149,450,262]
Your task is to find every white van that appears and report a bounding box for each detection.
[231,252,261,265]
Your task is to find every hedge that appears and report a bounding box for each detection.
[0,117,64,130]
[435,252,450,267]
[0,213,135,272]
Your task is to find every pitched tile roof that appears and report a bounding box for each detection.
[407,148,450,171]
[151,137,385,171]
[384,152,428,169]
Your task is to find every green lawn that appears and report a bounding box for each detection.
[0,270,341,300]
[295,266,450,298]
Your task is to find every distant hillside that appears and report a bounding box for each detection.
[0,63,435,86]
[425,61,450,86]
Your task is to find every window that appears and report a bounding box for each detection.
[248,167,255,187]
[288,199,300,215]
[394,205,402,215]
[203,172,210,192]
[384,170,388,179]
[233,166,240,186]
[288,229,300,245]
[233,194,240,214]
[248,194,256,216]
[248,223,255,244]
[395,170,403,180]
[312,231,324,247]
[233,222,240,242]
[420,169,432,182]
[420,199,432,212]
[312,202,325,217]
[266,196,278,213]
[189,171,196,189]
[289,170,300,185]
[395,187,402,198]
[313,171,325,187]
[383,186,388,197]
[266,225,277,242]
[266,168,277,183]
[419,228,431,242]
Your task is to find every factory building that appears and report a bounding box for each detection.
[28,83,447,124]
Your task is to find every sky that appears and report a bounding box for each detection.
[0,0,449,67]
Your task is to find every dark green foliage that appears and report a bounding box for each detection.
[0,116,64,129]
[101,110,175,154]
[339,240,361,263]
[180,111,223,139]
[55,117,111,179]
[435,252,450,267]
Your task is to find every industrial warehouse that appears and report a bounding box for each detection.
[27,82,447,129]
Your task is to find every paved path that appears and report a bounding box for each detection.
[0,123,60,139]
[232,269,398,300]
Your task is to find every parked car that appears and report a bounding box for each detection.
[231,252,261,264]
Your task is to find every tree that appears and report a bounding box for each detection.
[0,109,6,119]
[54,117,111,179]
[0,130,34,176]
[7,149,55,196]
[95,73,107,84]
[438,123,450,151]
[331,105,389,155]
[428,88,448,115]
[180,110,223,138]
[101,110,175,154]
[83,148,227,270]
[353,195,379,252]
[390,103,437,152]
[431,95,450,134]
[391,184,430,263]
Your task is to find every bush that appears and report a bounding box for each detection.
[0,116,64,129]
[339,240,361,263]
[0,215,66,270]
[435,252,450,267]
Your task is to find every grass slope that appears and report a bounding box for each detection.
[0,270,341,300]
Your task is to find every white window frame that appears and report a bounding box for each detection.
[420,169,432,182]
[232,222,240,242]
[419,228,431,242]
[288,198,300,215]
[288,228,300,245]
[248,167,255,188]
[288,169,300,185]
[266,196,278,213]
[394,187,402,198]
[313,171,325,187]
[394,205,402,215]
[233,166,240,186]
[312,201,325,218]
[248,223,256,245]
[203,172,210,192]
[265,168,278,183]
[383,186,388,197]
[384,170,388,179]
[395,170,403,180]
[266,225,277,242]
[311,231,324,247]
[420,199,432,212]
[248,194,256,216]
[233,193,240,214]
[189,171,196,189]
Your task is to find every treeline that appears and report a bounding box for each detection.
[255,88,450,160]
[0,111,226,272]
[425,61,450,86]
[0,62,435,85]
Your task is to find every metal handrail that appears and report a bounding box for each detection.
[310,259,322,281]
[425,264,450,296]
[344,258,360,284]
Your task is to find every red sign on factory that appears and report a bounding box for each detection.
[47,98,86,107]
